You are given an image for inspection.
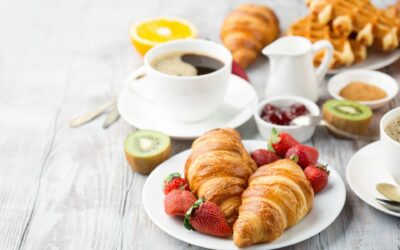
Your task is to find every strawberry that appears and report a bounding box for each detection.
[268,128,300,157]
[304,164,330,193]
[184,198,232,237]
[164,189,197,217]
[251,149,280,167]
[285,144,319,169]
[232,60,249,82]
[163,172,190,195]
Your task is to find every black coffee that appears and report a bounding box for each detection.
[151,52,224,76]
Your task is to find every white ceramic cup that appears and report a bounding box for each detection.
[380,107,400,184]
[125,39,232,122]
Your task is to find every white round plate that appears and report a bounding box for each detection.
[117,74,258,139]
[346,141,400,217]
[142,140,346,250]
[328,49,400,75]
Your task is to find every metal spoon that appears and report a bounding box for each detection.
[69,99,117,127]
[291,115,378,141]
[102,105,120,129]
[376,183,400,203]
[376,198,400,213]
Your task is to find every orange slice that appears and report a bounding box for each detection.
[130,17,197,56]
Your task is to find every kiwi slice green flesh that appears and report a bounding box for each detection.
[124,130,172,175]
[323,99,373,135]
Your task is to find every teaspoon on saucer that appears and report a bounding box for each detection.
[376,198,400,213]
[291,115,378,141]
[376,183,400,203]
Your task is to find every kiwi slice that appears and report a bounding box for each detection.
[124,130,172,175]
[323,99,373,135]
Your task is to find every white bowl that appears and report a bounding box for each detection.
[327,69,399,110]
[254,96,320,143]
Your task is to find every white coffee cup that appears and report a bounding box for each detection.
[380,107,400,184]
[125,39,232,122]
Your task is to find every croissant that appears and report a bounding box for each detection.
[221,4,280,69]
[184,128,257,225]
[233,159,314,247]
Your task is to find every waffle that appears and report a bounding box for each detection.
[386,0,400,40]
[288,14,358,68]
[308,0,398,51]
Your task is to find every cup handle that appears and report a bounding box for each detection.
[311,40,334,83]
[124,65,147,90]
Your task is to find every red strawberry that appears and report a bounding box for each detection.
[251,149,280,167]
[285,144,319,169]
[163,172,190,195]
[232,60,249,82]
[268,128,300,157]
[164,189,197,217]
[304,165,330,193]
[184,198,232,237]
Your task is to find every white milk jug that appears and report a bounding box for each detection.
[262,36,334,102]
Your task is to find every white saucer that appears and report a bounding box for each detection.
[143,140,346,250]
[346,141,400,217]
[117,74,258,139]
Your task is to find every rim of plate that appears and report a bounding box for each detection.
[328,49,400,74]
[117,74,258,139]
[346,141,400,217]
[142,140,347,249]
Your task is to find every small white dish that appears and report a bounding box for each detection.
[254,96,320,143]
[346,141,400,217]
[143,140,346,250]
[328,48,400,74]
[117,74,258,139]
[327,69,399,110]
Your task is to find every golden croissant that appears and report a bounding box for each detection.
[221,4,279,69]
[233,159,314,247]
[184,128,257,225]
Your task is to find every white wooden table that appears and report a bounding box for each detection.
[1,0,399,249]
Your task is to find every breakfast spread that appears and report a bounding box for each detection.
[322,99,373,135]
[290,0,400,68]
[260,103,310,125]
[124,130,172,175]
[221,4,279,69]
[130,17,197,56]
[124,2,400,249]
[158,128,329,247]
[339,81,387,101]
[384,115,400,143]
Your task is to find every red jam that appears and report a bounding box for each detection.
[260,103,309,126]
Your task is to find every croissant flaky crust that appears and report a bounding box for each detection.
[221,4,279,69]
[184,128,257,225]
[233,159,314,247]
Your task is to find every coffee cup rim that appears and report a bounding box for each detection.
[380,107,400,145]
[143,39,232,80]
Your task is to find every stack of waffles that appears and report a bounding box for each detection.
[288,0,400,68]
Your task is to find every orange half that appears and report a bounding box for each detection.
[130,17,197,56]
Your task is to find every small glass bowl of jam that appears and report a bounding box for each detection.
[254,96,320,142]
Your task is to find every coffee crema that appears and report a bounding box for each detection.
[150,52,224,77]
[385,115,400,143]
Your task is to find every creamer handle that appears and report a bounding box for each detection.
[312,40,334,83]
